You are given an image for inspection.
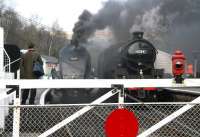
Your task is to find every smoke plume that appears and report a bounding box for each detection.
[72,0,200,62]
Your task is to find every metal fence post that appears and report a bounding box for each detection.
[13,86,20,137]
[112,84,124,108]
[6,85,20,137]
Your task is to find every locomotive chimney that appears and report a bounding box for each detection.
[132,32,144,40]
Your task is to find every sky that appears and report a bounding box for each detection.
[6,0,108,32]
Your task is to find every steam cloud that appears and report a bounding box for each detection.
[72,0,200,62]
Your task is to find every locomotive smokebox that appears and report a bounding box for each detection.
[172,50,186,83]
[132,32,144,40]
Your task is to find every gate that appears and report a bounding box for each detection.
[0,102,200,137]
[0,79,200,137]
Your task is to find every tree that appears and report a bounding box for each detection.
[0,5,69,57]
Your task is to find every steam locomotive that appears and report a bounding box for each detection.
[97,32,165,101]
[59,43,91,79]
[98,32,163,79]
[46,32,170,104]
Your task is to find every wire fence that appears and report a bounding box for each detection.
[0,103,200,137]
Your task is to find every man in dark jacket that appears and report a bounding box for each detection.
[20,43,43,104]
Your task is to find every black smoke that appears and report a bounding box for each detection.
[71,10,94,46]
[72,0,200,62]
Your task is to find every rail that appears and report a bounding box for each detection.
[3,58,21,70]
[3,48,11,73]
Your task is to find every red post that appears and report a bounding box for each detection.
[186,64,194,78]
[172,50,186,83]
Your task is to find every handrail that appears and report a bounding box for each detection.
[3,58,21,68]
[3,48,10,72]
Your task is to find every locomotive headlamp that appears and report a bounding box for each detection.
[172,50,186,83]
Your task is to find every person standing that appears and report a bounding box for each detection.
[51,65,58,79]
[20,42,43,105]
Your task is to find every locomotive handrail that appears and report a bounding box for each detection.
[1,79,200,89]
[39,88,51,105]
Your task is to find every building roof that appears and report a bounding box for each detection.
[155,50,172,74]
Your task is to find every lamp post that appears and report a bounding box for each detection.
[48,32,54,56]
[193,51,200,78]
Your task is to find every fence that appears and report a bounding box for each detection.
[3,48,10,73]
[0,103,200,137]
[0,79,200,136]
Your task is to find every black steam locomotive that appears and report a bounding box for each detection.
[97,32,165,101]
[98,32,163,79]
[46,32,167,104]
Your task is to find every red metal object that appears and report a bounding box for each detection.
[186,64,194,75]
[128,88,142,91]
[104,109,139,137]
[128,87,157,91]
[172,50,186,76]
[143,87,158,91]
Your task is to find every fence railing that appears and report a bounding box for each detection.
[3,58,21,72]
[0,103,200,137]
[1,79,200,137]
[3,48,10,73]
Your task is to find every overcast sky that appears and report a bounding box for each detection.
[6,0,108,32]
